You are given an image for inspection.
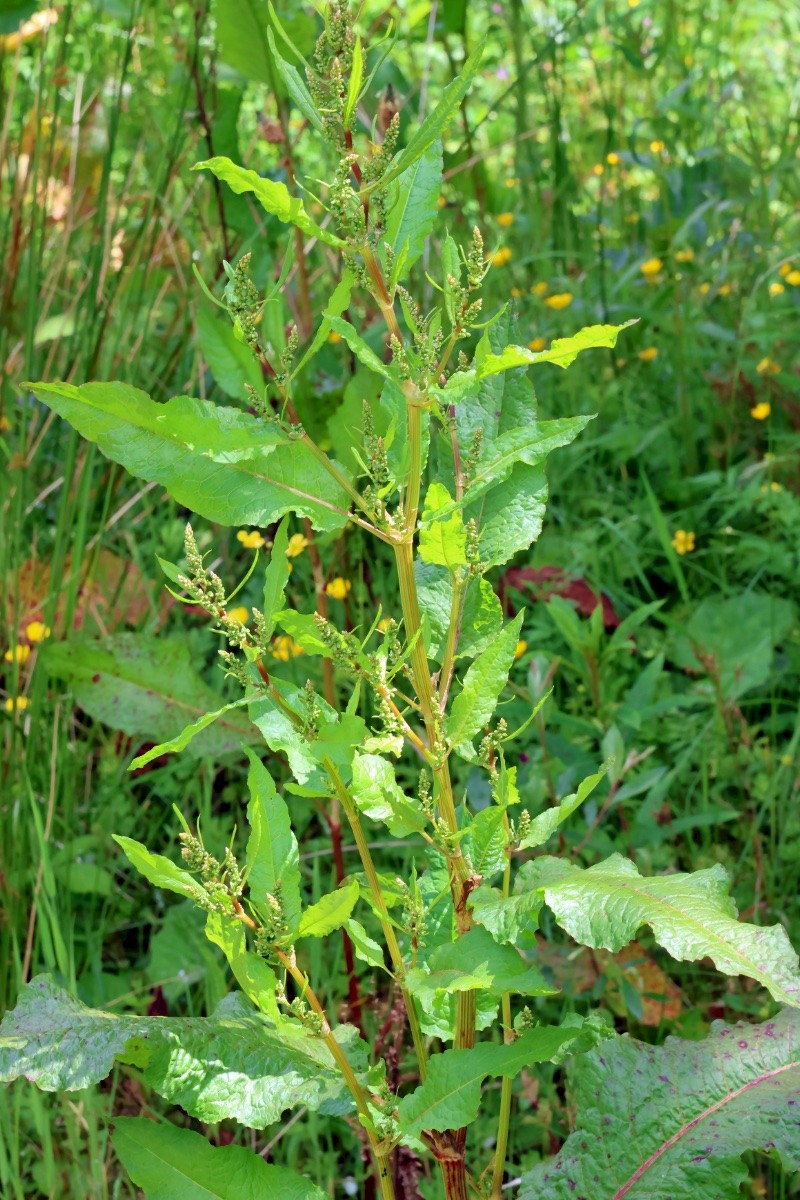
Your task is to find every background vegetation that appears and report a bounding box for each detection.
[1,0,799,1196]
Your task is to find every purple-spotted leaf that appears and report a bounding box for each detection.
[520,1009,800,1200]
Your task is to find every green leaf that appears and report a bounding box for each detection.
[129,699,252,770]
[0,976,353,1125]
[343,35,363,128]
[385,141,443,278]
[419,481,467,569]
[113,1117,327,1200]
[244,750,301,938]
[469,884,544,945]
[518,853,800,1006]
[195,305,263,400]
[292,270,355,379]
[26,382,351,532]
[248,681,367,786]
[378,38,486,190]
[262,518,291,638]
[446,612,524,750]
[194,157,346,249]
[266,28,324,133]
[204,913,281,1021]
[351,752,427,836]
[345,919,386,971]
[405,927,555,1003]
[518,763,609,850]
[462,807,507,879]
[41,634,259,759]
[112,837,207,905]
[520,1009,800,1200]
[476,321,636,378]
[397,1024,577,1138]
[323,315,396,380]
[463,417,595,507]
[416,566,503,663]
[298,878,359,939]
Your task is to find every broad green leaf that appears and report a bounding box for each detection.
[463,417,594,508]
[41,634,259,759]
[416,566,503,663]
[261,518,291,638]
[351,752,427,836]
[462,807,507,879]
[385,141,443,277]
[446,612,524,750]
[343,35,363,128]
[292,270,355,379]
[244,751,301,938]
[26,382,351,531]
[113,1117,326,1200]
[274,609,333,658]
[520,1009,800,1200]
[248,680,367,785]
[0,976,353,1125]
[193,158,346,249]
[518,854,800,1006]
[130,698,252,769]
[419,481,467,569]
[397,1024,577,1138]
[266,28,324,133]
[405,927,555,1003]
[204,913,281,1021]
[112,837,208,905]
[195,304,263,399]
[345,919,386,971]
[323,315,396,380]
[469,884,543,945]
[297,879,359,939]
[378,38,486,190]
[518,763,609,850]
[476,321,636,378]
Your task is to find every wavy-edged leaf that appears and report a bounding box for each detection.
[476,321,637,378]
[112,837,208,905]
[351,752,427,836]
[384,140,442,277]
[266,27,324,133]
[323,316,396,380]
[130,699,252,770]
[113,1117,326,1200]
[297,879,359,939]
[204,913,281,1021]
[520,1009,800,1200]
[518,762,610,850]
[446,612,524,751]
[469,884,543,945]
[26,382,351,531]
[0,976,353,1125]
[244,750,301,938]
[416,566,503,663]
[195,304,263,399]
[378,38,486,190]
[397,1025,577,1138]
[194,157,346,249]
[262,517,291,637]
[419,481,467,569]
[405,927,555,1003]
[518,854,800,1006]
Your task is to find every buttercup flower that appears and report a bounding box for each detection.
[638,347,658,362]
[606,152,620,166]
[271,636,304,662]
[786,270,800,286]
[769,282,785,297]
[515,640,527,660]
[25,621,50,643]
[4,696,29,713]
[531,281,549,296]
[326,577,352,600]
[328,330,342,344]
[760,482,782,493]
[698,282,711,295]
[4,644,31,665]
[237,529,265,549]
[528,337,547,352]
[778,263,792,277]
[497,212,514,228]
[649,140,665,154]
[717,283,731,296]
[286,533,309,557]
[227,606,249,624]
[750,402,771,420]
[510,287,523,299]
[756,358,780,376]
[671,530,695,555]
[504,177,519,188]
[490,247,513,267]
[544,292,573,310]
[591,164,604,176]
[675,248,694,263]
[640,257,663,278]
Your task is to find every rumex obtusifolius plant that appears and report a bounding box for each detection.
[3,5,800,1199]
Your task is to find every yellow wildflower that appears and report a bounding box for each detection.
[750,402,771,420]
[437,195,447,209]
[756,358,780,376]
[25,621,50,643]
[786,270,800,286]
[606,152,620,166]
[616,358,628,369]
[638,347,658,362]
[760,482,782,493]
[326,577,352,600]
[504,177,519,188]
[378,617,394,633]
[490,247,513,267]
[640,257,663,278]
[497,212,514,228]
[531,281,549,296]
[698,282,711,295]
[227,606,249,624]
[769,282,785,297]
[237,529,265,549]
[778,263,792,277]
[514,640,527,660]
[528,337,547,352]
[717,283,731,296]
[592,164,604,176]
[671,530,695,555]
[271,636,304,662]
[4,645,31,665]
[286,533,309,557]
[649,140,665,154]
[675,248,694,263]
[510,287,523,299]
[328,330,342,344]
[628,0,640,7]
[4,696,30,713]
[544,292,573,310]
[0,415,10,432]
